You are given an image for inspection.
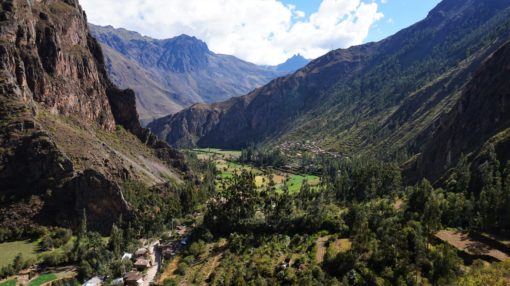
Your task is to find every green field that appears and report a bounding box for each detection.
[192,149,321,193]
[286,175,321,193]
[0,280,17,286]
[0,240,39,267]
[28,274,57,286]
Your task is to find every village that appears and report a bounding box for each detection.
[86,225,190,286]
[277,141,342,160]
[0,226,191,286]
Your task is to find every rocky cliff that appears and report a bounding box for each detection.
[90,25,286,124]
[0,0,185,233]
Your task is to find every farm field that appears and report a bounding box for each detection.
[435,230,510,262]
[0,236,78,268]
[28,274,57,286]
[192,149,320,193]
[0,240,39,267]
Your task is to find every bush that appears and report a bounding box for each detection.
[188,240,207,258]
[176,262,189,276]
[162,278,178,286]
[40,251,69,266]
[49,278,80,286]
[40,228,72,251]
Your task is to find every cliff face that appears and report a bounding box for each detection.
[0,0,184,233]
[1,0,116,130]
[90,24,286,124]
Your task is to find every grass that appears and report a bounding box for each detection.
[286,175,320,193]
[0,280,16,286]
[28,274,57,286]
[0,240,39,267]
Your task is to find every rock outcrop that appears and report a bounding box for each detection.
[0,0,185,233]
[1,0,116,130]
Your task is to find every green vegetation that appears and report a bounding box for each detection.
[4,143,510,285]
[0,253,35,280]
[182,145,510,285]
[239,145,285,168]
[28,274,57,286]
[0,240,38,267]
[0,280,16,286]
[286,174,320,193]
[194,148,242,157]
[189,148,321,194]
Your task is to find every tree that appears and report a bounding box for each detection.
[204,170,260,234]
[109,224,123,258]
[428,244,461,284]
[267,186,294,230]
[12,253,24,272]
[446,154,471,193]
[477,147,503,229]
[73,209,88,261]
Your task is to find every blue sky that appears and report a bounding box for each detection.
[82,0,442,65]
[281,0,441,42]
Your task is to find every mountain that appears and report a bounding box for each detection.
[407,40,510,182]
[0,0,186,233]
[149,0,510,182]
[89,25,285,125]
[275,54,310,73]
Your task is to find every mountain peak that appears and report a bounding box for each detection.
[158,34,211,72]
[276,54,310,72]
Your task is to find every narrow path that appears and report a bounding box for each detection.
[142,241,160,286]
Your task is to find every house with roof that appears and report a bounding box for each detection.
[123,272,143,286]
[135,247,150,258]
[134,257,152,270]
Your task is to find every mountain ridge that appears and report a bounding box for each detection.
[90,24,287,124]
[149,0,510,183]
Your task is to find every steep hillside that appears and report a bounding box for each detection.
[89,25,285,124]
[150,0,510,162]
[0,0,185,233]
[408,40,510,182]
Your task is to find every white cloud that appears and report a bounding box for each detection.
[80,0,383,65]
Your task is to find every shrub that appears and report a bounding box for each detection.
[188,240,207,258]
[176,262,189,276]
